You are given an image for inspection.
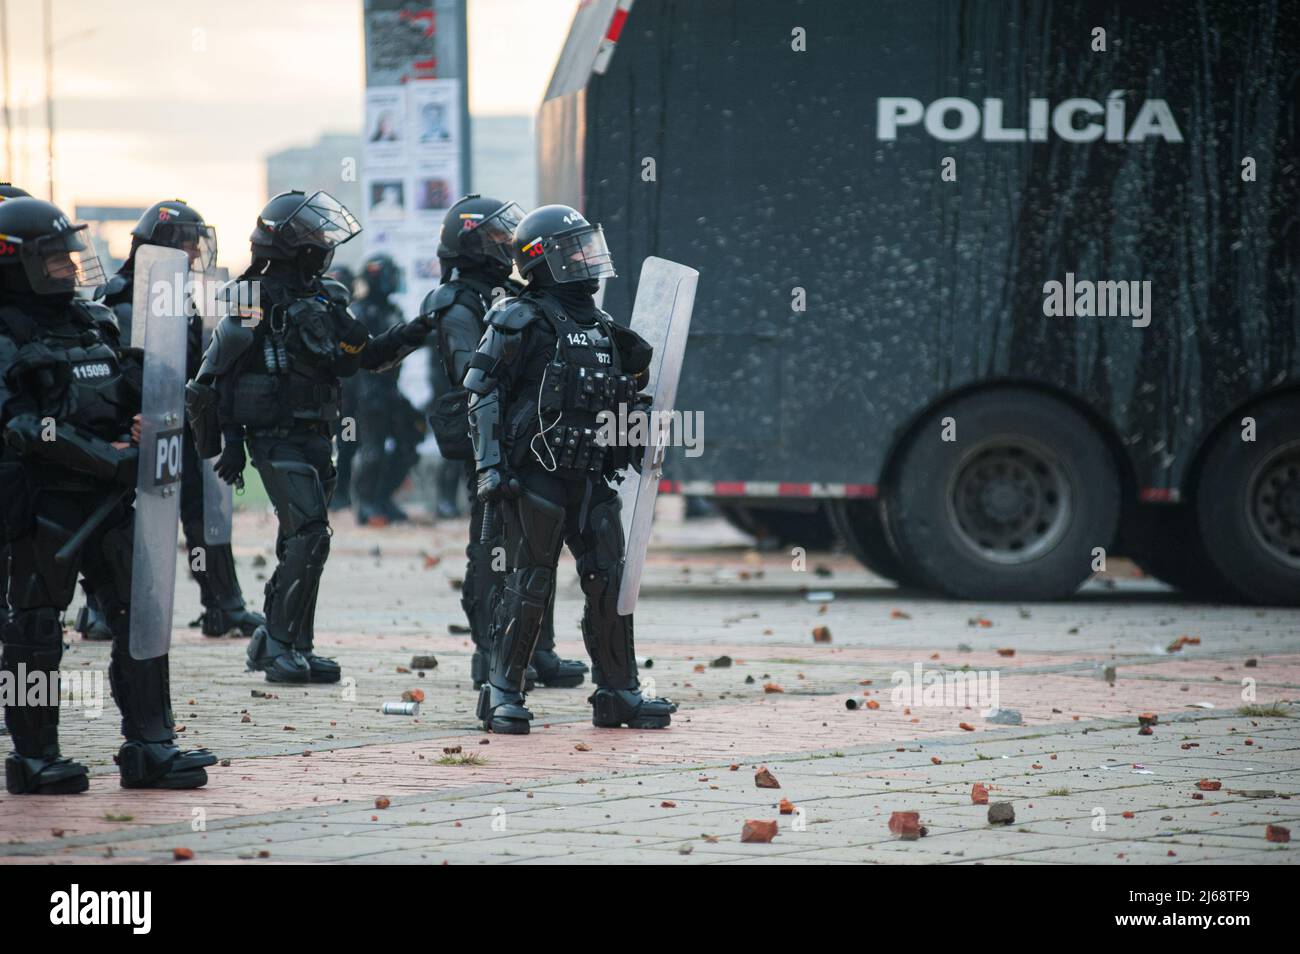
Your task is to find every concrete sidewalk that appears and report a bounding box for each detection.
[1,507,1296,864]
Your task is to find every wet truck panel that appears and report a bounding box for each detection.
[537,0,1300,600]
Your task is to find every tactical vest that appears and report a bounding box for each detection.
[428,277,497,461]
[528,294,640,476]
[0,303,134,442]
[227,292,344,432]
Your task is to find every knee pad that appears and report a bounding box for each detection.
[511,490,566,568]
[260,460,328,536]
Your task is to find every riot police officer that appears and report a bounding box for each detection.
[187,190,437,684]
[78,198,264,641]
[0,183,31,620]
[424,195,587,692]
[0,197,216,792]
[352,254,421,525]
[465,204,676,733]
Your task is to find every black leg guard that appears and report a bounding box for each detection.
[194,543,264,637]
[463,537,497,689]
[477,490,565,734]
[2,608,89,794]
[248,460,330,683]
[530,592,588,688]
[576,498,676,729]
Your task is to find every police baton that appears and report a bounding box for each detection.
[55,488,131,565]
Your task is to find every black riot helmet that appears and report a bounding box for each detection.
[512,204,616,285]
[249,189,361,282]
[361,253,402,299]
[437,194,524,268]
[0,197,106,296]
[130,198,217,272]
[0,183,32,200]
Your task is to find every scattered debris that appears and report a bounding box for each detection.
[754,766,781,789]
[812,625,832,643]
[710,655,733,668]
[1265,824,1290,843]
[988,802,1015,825]
[375,797,391,809]
[1197,779,1222,791]
[986,708,1022,726]
[890,608,912,620]
[172,847,194,861]
[411,655,438,670]
[778,798,795,815]
[888,811,926,840]
[741,819,778,843]
[971,783,990,805]
[401,688,426,704]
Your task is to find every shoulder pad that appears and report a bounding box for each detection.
[485,296,538,332]
[319,279,351,308]
[222,280,265,324]
[198,314,255,377]
[420,284,459,318]
[71,299,120,336]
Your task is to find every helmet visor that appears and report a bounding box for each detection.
[22,225,106,293]
[285,191,362,249]
[155,222,218,272]
[542,225,617,283]
[459,201,524,266]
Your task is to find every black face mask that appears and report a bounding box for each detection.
[537,276,600,324]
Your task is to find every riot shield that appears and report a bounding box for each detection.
[129,246,189,660]
[616,257,698,615]
[199,267,232,546]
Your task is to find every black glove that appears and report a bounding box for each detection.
[215,439,246,485]
[6,342,73,416]
[477,466,518,503]
[401,312,436,345]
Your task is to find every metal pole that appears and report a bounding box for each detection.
[0,0,13,181]
[43,0,54,201]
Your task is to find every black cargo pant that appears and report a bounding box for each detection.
[488,466,634,693]
[248,426,336,653]
[3,484,175,758]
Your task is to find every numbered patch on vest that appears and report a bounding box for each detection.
[152,428,184,486]
[72,360,114,381]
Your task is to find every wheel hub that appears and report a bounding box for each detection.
[1248,444,1300,568]
[949,439,1072,565]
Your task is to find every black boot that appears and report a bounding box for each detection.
[590,687,677,729]
[478,567,552,734]
[293,586,340,684]
[3,610,89,795]
[195,544,264,637]
[109,634,216,789]
[246,625,310,683]
[531,594,587,688]
[73,584,113,641]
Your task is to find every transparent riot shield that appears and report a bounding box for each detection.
[616,257,699,615]
[199,267,232,546]
[129,246,189,660]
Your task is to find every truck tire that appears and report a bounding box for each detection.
[827,499,928,588]
[717,502,838,551]
[1196,395,1300,605]
[885,388,1120,601]
[1122,505,1241,602]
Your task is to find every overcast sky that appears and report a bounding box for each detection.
[0,0,578,259]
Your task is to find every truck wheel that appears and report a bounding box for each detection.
[885,388,1119,601]
[1196,395,1300,605]
[827,499,927,588]
[1123,505,1241,601]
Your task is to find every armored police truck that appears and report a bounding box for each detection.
[537,0,1300,603]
